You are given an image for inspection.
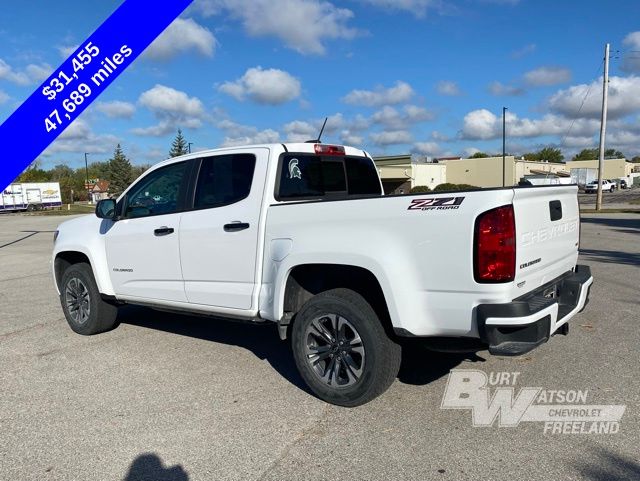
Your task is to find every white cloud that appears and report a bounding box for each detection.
[221,129,280,147]
[95,101,136,119]
[404,105,434,122]
[561,136,595,149]
[511,43,536,59]
[549,76,640,120]
[371,105,433,129]
[24,63,53,82]
[523,66,571,87]
[340,130,364,146]
[370,130,413,146]
[461,109,499,140]
[138,85,204,117]
[219,67,301,105]
[0,90,9,104]
[58,118,91,140]
[215,118,281,146]
[607,129,640,148]
[431,130,450,141]
[350,114,372,131]
[463,146,482,157]
[57,45,79,58]
[0,58,52,85]
[282,113,350,141]
[193,0,358,55]
[145,18,216,60]
[134,85,205,136]
[359,0,441,17]
[283,120,316,141]
[342,81,414,107]
[621,32,640,73]
[488,81,524,96]
[436,80,462,96]
[461,109,600,140]
[412,141,441,156]
[43,119,119,156]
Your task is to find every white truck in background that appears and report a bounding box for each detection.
[51,143,593,406]
[1,182,62,212]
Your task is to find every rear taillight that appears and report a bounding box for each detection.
[474,205,516,283]
[314,144,345,156]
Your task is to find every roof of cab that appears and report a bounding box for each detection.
[152,143,370,170]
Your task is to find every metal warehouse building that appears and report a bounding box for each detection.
[373,154,638,192]
[564,158,634,179]
[374,155,570,192]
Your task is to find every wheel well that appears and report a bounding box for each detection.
[283,264,393,335]
[54,251,91,290]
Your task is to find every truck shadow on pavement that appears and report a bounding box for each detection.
[581,216,640,236]
[577,447,640,481]
[119,306,477,394]
[579,249,640,267]
[123,453,188,481]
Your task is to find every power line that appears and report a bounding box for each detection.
[559,58,605,148]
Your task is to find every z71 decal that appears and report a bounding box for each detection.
[408,197,465,211]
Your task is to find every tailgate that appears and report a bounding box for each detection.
[512,185,580,292]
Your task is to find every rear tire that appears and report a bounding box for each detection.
[60,263,119,335]
[291,288,401,407]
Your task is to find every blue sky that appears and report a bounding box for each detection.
[1,0,640,170]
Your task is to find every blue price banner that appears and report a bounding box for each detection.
[0,0,193,190]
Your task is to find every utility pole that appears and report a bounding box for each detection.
[502,107,507,187]
[188,142,193,154]
[84,152,90,204]
[596,43,610,211]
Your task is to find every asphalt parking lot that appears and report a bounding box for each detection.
[0,212,638,481]
[578,187,640,208]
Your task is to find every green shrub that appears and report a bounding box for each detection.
[433,183,480,192]
[410,185,431,193]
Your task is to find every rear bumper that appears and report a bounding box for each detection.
[476,265,593,356]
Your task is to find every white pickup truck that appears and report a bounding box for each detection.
[52,143,593,406]
[584,179,615,193]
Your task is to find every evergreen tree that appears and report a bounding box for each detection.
[108,144,134,195]
[169,129,188,157]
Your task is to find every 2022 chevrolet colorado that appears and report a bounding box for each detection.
[52,143,593,406]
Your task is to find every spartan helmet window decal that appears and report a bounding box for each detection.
[288,158,302,180]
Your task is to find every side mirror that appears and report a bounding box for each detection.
[95,199,117,220]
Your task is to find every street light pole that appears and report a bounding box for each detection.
[84,152,90,203]
[502,107,507,187]
[188,142,193,154]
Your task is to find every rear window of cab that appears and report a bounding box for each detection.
[276,154,382,200]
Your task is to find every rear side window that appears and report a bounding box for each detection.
[277,154,381,200]
[345,157,382,195]
[194,154,256,209]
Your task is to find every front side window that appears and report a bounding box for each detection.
[125,162,186,218]
[194,154,256,209]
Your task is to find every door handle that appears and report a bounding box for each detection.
[224,222,250,232]
[154,226,174,236]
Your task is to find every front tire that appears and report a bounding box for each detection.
[291,288,401,407]
[60,263,119,335]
